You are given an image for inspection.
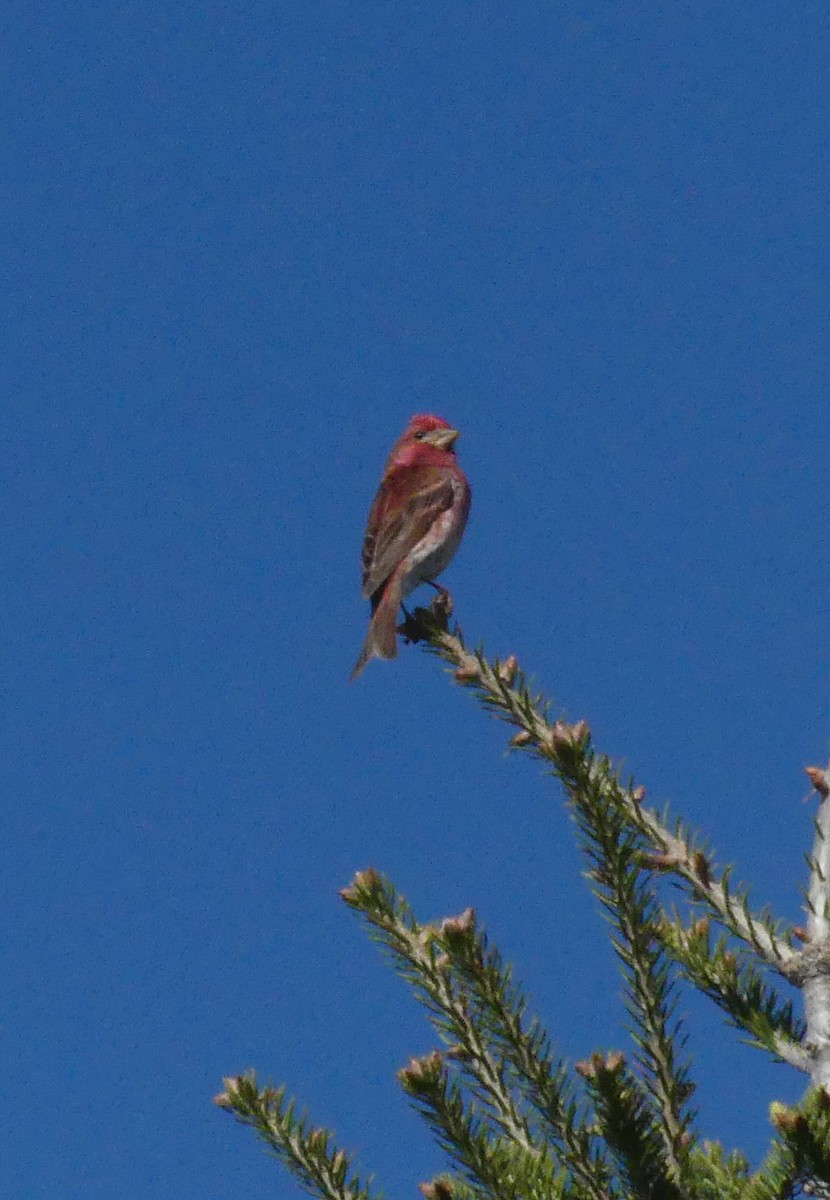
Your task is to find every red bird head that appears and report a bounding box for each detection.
[387,414,461,469]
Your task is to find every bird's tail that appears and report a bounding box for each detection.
[350,584,400,680]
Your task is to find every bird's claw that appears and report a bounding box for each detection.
[397,588,454,644]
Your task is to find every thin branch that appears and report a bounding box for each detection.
[631,803,794,969]
[439,906,613,1200]
[567,753,694,1178]
[575,1052,683,1200]
[657,916,809,1073]
[404,609,695,1177]
[406,606,795,971]
[684,1142,750,1200]
[342,869,613,1200]
[398,1051,563,1200]
[214,1074,380,1200]
[340,870,538,1157]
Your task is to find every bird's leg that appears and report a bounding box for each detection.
[398,601,414,633]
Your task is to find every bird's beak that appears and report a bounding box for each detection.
[427,428,460,450]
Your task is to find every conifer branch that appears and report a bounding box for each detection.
[684,1141,750,1200]
[342,869,613,1200]
[438,905,613,1199]
[565,751,694,1179]
[340,869,538,1156]
[213,1073,378,1200]
[575,1051,683,1200]
[745,1136,802,1200]
[749,1088,830,1200]
[630,807,793,970]
[219,607,830,1200]
[398,1051,564,1200]
[408,610,696,1173]
[657,917,809,1072]
[407,604,794,971]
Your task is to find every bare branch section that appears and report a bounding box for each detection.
[804,764,830,1089]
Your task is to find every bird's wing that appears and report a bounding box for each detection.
[361,464,455,599]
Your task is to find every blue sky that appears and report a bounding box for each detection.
[5,2,830,1196]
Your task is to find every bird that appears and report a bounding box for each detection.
[351,414,471,679]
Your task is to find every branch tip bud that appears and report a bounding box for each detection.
[643,852,681,872]
[498,655,518,684]
[575,1050,625,1078]
[547,720,569,751]
[805,767,830,798]
[399,1050,443,1087]
[631,785,647,802]
[340,866,382,903]
[571,719,590,743]
[420,1180,455,1200]
[546,719,590,754]
[509,729,533,748]
[691,851,711,887]
[769,1101,805,1132]
[441,908,476,939]
[453,661,480,682]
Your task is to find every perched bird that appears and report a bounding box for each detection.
[351,414,471,679]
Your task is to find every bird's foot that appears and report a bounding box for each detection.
[397,588,454,644]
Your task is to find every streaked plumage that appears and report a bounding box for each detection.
[351,414,471,679]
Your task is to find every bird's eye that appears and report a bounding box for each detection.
[413,430,426,440]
